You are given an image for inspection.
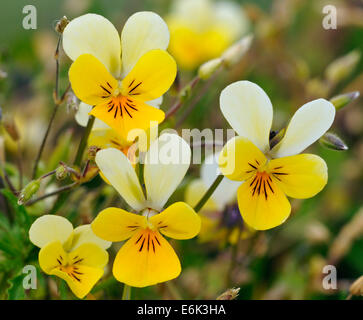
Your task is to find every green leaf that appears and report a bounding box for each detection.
[7,272,26,300]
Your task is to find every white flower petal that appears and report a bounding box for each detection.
[146,96,163,109]
[121,12,170,76]
[71,225,111,250]
[29,215,73,248]
[270,99,336,158]
[95,148,145,211]
[75,102,109,129]
[202,154,241,210]
[63,13,121,76]
[144,133,191,210]
[220,81,273,153]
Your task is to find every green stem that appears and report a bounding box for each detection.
[73,116,95,167]
[122,284,131,300]
[194,174,224,212]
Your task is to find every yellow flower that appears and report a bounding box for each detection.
[166,0,248,69]
[29,215,111,299]
[63,12,177,141]
[91,133,201,287]
[185,154,253,244]
[218,81,336,230]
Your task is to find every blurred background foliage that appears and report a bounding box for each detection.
[0,0,362,300]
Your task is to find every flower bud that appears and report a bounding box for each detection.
[330,91,360,111]
[217,287,240,300]
[56,164,68,181]
[325,50,361,84]
[55,16,69,34]
[198,58,223,80]
[319,132,348,151]
[222,34,253,67]
[18,180,40,205]
[3,117,20,141]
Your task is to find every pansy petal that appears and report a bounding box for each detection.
[237,175,291,230]
[121,12,170,76]
[144,134,191,210]
[75,102,109,129]
[88,127,130,151]
[90,99,164,143]
[68,243,108,269]
[121,50,177,102]
[268,154,328,199]
[63,13,121,76]
[185,179,218,212]
[95,148,146,211]
[71,225,111,250]
[220,81,273,153]
[218,136,267,181]
[270,99,335,158]
[146,96,163,108]
[150,202,201,240]
[69,54,118,106]
[92,207,147,242]
[52,265,104,299]
[29,215,73,248]
[113,229,181,287]
[38,241,68,273]
[202,154,241,209]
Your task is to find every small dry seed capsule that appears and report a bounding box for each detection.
[319,132,348,151]
[55,16,69,34]
[55,164,68,180]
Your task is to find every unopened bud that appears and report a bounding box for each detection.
[269,128,286,149]
[88,146,99,161]
[18,180,40,205]
[325,50,361,84]
[56,164,68,180]
[3,117,20,141]
[330,91,360,110]
[198,58,223,80]
[222,34,253,67]
[217,287,240,300]
[55,16,69,34]
[349,275,363,297]
[319,132,348,151]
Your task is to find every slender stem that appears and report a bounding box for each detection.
[166,281,182,300]
[25,182,78,206]
[73,116,95,167]
[122,284,131,300]
[226,227,242,287]
[194,174,224,212]
[165,76,200,120]
[32,36,62,179]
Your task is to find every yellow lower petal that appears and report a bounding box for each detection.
[68,243,108,269]
[113,229,181,287]
[39,241,68,274]
[237,173,291,230]
[92,207,147,242]
[89,99,164,142]
[150,202,201,240]
[51,265,104,299]
[219,136,267,181]
[268,154,328,199]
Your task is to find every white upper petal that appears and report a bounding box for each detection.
[95,148,146,211]
[121,11,170,76]
[202,154,241,210]
[144,133,191,211]
[75,102,110,129]
[146,96,163,109]
[71,225,111,250]
[220,81,273,153]
[63,13,121,76]
[270,99,336,158]
[29,215,73,248]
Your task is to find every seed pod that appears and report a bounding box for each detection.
[319,132,348,151]
[18,180,40,205]
[198,58,222,80]
[222,34,253,68]
[330,91,360,111]
[217,288,240,300]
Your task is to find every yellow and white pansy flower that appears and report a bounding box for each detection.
[218,81,335,230]
[186,154,253,244]
[91,133,201,287]
[63,12,177,141]
[166,0,248,69]
[29,215,111,299]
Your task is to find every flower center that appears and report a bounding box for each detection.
[56,254,84,282]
